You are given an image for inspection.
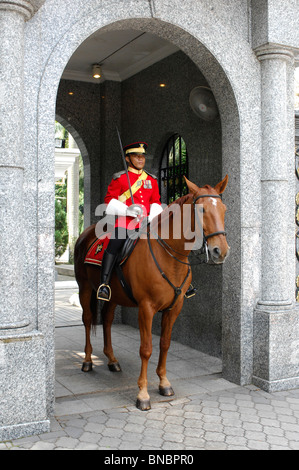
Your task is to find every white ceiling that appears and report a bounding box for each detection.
[62,29,179,83]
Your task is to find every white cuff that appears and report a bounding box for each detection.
[148,203,163,222]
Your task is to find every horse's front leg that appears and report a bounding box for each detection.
[101,301,121,372]
[156,300,183,397]
[137,303,154,410]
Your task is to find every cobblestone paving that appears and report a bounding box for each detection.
[1,285,299,451]
[2,385,299,450]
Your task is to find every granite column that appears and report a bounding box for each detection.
[253,45,299,391]
[0,0,50,440]
[0,1,34,333]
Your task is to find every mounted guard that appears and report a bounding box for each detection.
[97,137,163,301]
[74,171,229,410]
[74,128,230,410]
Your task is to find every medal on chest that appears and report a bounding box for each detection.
[143,180,152,189]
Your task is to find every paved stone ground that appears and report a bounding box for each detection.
[1,282,299,451]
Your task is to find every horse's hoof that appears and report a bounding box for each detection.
[159,385,175,397]
[81,362,93,372]
[136,398,151,411]
[108,362,121,372]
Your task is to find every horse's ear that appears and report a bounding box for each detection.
[183,176,199,196]
[214,174,228,194]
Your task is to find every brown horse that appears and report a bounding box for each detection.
[74,175,229,410]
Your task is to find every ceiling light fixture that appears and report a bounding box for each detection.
[92,64,102,79]
[159,83,166,87]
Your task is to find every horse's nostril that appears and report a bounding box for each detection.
[213,247,221,258]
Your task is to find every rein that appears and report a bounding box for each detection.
[146,193,227,311]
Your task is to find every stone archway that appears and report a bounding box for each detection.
[27,5,261,417]
[55,114,91,230]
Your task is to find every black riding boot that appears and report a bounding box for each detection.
[97,250,118,301]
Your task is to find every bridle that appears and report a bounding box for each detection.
[193,193,227,242]
[147,193,227,266]
[146,193,227,311]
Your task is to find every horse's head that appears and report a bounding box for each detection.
[184,175,230,264]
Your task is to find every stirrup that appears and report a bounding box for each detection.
[97,283,111,301]
[185,284,197,299]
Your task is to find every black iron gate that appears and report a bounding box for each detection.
[159,134,189,204]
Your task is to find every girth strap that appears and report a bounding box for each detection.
[147,230,190,311]
[112,233,141,304]
[115,264,138,305]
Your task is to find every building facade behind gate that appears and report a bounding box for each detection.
[0,0,299,440]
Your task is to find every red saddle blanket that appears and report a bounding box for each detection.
[84,232,139,267]
[84,233,111,266]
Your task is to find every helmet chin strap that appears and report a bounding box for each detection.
[128,155,139,170]
[127,154,144,171]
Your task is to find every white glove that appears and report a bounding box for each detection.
[148,203,163,222]
[126,204,143,218]
[105,198,128,216]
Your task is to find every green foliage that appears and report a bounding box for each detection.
[55,122,85,261]
[78,155,84,234]
[55,121,69,147]
[55,196,68,259]
[168,136,188,203]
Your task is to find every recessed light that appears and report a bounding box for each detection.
[159,83,166,88]
[68,92,74,95]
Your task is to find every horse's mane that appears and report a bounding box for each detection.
[156,185,215,224]
[152,185,216,228]
[155,193,193,226]
[168,193,193,208]
[167,185,214,208]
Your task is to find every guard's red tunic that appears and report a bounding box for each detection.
[104,167,161,229]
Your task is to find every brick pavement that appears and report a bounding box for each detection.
[1,283,299,451]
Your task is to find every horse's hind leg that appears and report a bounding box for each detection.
[78,280,95,372]
[156,300,183,397]
[101,301,121,372]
